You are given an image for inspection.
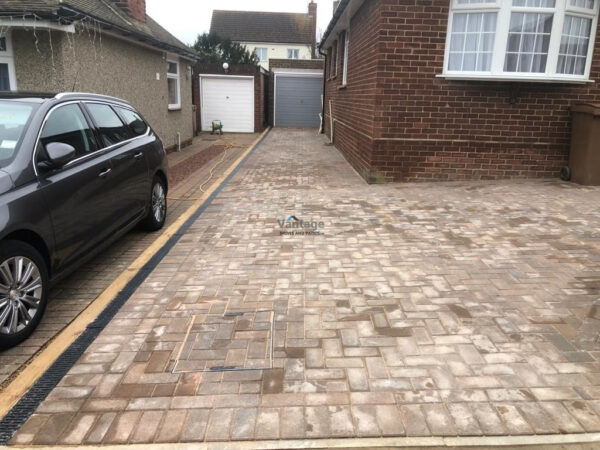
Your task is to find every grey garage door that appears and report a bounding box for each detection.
[275,75,323,128]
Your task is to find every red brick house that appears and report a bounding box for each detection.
[321,0,600,183]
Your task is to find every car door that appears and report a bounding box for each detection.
[35,102,116,273]
[83,102,149,229]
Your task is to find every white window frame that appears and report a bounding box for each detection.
[442,0,599,83]
[166,56,181,110]
[287,49,300,59]
[0,30,17,92]
[255,47,268,62]
[342,29,350,85]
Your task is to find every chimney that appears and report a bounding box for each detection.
[113,0,146,23]
[308,1,317,58]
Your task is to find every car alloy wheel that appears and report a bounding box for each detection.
[152,182,166,223]
[0,256,43,336]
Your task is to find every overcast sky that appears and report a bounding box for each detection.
[146,0,334,46]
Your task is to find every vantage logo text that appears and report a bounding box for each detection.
[278,216,325,236]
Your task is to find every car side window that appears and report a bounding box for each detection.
[40,104,98,160]
[116,107,148,137]
[85,103,132,148]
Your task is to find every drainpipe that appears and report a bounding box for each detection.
[329,100,334,144]
[177,132,181,152]
[318,46,328,135]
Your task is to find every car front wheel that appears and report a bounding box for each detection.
[0,241,48,350]
[141,176,167,231]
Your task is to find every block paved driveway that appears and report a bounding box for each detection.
[11,129,600,445]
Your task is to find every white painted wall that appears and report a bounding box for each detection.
[238,42,312,70]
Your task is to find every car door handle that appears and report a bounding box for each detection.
[133,152,143,160]
[99,168,112,178]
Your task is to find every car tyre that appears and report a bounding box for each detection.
[0,240,49,350]
[142,176,167,231]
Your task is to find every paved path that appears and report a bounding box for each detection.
[9,129,600,445]
[0,134,256,388]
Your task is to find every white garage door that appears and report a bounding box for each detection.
[200,76,254,133]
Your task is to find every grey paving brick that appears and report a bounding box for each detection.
[400,404,430,437]
[181,409,210,442]
[447,403,482,436]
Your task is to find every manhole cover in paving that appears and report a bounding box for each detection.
[172,310,274,373]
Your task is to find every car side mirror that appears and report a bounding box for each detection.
[131,120,146,136]
[44,142,76,169]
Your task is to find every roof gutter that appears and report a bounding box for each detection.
[319,0,351,50]
[0,19,75,33]
[59,5,198,60]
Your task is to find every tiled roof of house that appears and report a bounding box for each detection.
[0,0,196,58]
[210,10,314,45]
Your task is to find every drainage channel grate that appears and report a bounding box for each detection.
[173,310,274,373]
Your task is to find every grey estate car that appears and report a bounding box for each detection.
[0,93,168,349]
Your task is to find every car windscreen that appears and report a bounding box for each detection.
[0,101,37,168]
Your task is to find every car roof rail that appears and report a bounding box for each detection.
[0,91,57,99]
[55,92,131,105]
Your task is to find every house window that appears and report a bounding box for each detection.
[167,58,181,110]
[333,41,338,77]
[342,30,350,85]
[328,46,337,78]
[255,47,268,62]
[287,49,300,59]
[0,32,16,92]
[444,0,599,81]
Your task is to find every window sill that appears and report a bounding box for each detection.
[168,106,182,111]
[437,73,594,85]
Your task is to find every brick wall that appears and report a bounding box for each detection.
[323,0,600,183]
[193,63,267,134]
[323,0,380,180]
[269,58,325,127]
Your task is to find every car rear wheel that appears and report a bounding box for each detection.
[141,176,167,231]
[0,241,48,350]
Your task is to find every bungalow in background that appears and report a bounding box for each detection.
[321,0,600,183]
[0,0,198,151]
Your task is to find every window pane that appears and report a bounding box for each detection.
[117,107,148,137]
[40,104,97,157]
[167,62,178,74]
[513,0,555,6]
[504,12,553,73]
[86,103,131,147]
[255,48,268,61]
[448,12,497,71]
[0,64,9,91]
[0,38,6,52]
[0,102,34,164]
[449,53,463,70]
[168,78,179,106]
[557,15,592,75]
[570,0,595,9]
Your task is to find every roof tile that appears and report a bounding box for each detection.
[210,10,314,45]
